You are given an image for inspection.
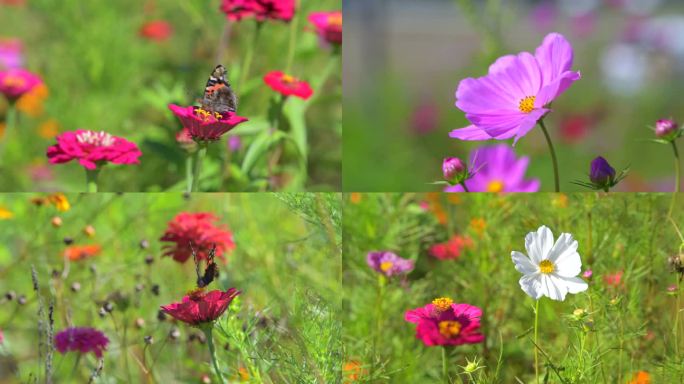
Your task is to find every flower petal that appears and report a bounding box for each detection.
[519,274,542,299]
[535,70,581,107]
[534,33,575,85]
[511,251,537,274]
[548,233,582,277]
[525,225,554,264]
[448,124,496,141]
[541,274,566,301]
[556,275,588,294]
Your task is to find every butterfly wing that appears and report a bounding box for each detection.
[201,65,238,115]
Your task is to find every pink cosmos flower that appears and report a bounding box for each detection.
[366,251,414,277]
[220,0,295,22]
[450,33,580,143]
[168,105,248,142]
[582,269,593,279]
[445,144,540,192]
[0,68,42,102]
[0,38,23,70]
[308,11,342,45]
[55,327,109,358]
[263,71,313,100]
[405,298,485,347]
[161,288,240,325]
[46,130,142,170]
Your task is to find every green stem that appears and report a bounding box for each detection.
[0,103,17,161]
[284,0,299,74]
[185,154,193,193]
[239,21,263,89]
[672,141,680,193]
[85,168,100,192]
[538,119,560,192]
[460,182,469,192]
[191,145,207,192]
[675,274,681,359]
[203,326,225,384]
[534,299,540,384]
[442,346,449,384]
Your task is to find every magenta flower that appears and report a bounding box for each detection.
[0,68,42,102]
[55,327,109,358]
[0,39,23,70]
[366,251,414,277]
[450,33,580,143]
[46,130,142,170]
[405,298,485,347]
[168,104,248,142]
[445,144,539,192]
[161,288,241,325]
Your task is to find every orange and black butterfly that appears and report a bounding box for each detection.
[191,243,219,289]
[200,65,238,115]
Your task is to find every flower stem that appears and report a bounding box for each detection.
[191,145,207,192]
[441,346,449,383]
[285,0,299,74]
[460,182,469,192]
[203,326,225,384]
[534,299,540,384]
[239,21,263,89]
[672,141,680,193]
[185,154,193,193]
[0,102,17,161]
[85,168,100,193]
[538,119,560,192]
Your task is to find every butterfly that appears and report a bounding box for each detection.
[200,64,238,116]
[190,242,219,289]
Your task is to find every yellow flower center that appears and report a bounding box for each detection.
[379,261,393,272]
[432,297,454,312]
[438,320,462,338]
[518,96,536,114]
[539,259,555,274]
[327,14,342,27]
[195,108,223,121]
[281,74,297,83]
[487,180,504,193]
[2,75,26,88]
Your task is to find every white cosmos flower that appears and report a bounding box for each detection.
[511,225,588,301]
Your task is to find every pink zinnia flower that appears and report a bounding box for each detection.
[366,251,414,277]
[445,144,540,192]
[0,68,42,102]
[429,235,473,261]
[308,11,342,45]
[405,298,485,347]
[0,38,23,70]
[161,288,240,325]
[168,105,248,142]
[450,33,580,143]
[160,212,236,263]
[220,0,295,22]
[263,71,313,100]
[139,20,173,42]
[55,327,109,358]
[46,130,142,170]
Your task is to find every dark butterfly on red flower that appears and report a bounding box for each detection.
[191,243,219,289]
[200,64,238,115]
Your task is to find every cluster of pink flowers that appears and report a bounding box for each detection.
[160,212,236,263]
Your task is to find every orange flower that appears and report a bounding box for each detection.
[349,193,362,204]
[38,119,60,139]
[552,193,568,208]
[238,367,249,381]
[63,245,101,261]
[48,193,70,211]
[627,371,650,384]
[343,360,366,382]
[0,206,13,220]
[469,218,487,236]
[16,83,48,117]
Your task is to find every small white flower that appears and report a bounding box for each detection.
[511,225,588,301]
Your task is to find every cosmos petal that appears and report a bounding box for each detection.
[511,251,537,274]
[525,225,554,264]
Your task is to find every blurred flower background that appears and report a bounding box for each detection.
[344,0,684,191]
[0,0,341,191]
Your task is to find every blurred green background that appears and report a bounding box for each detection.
[343,0,684,191]
[0,0,341,192]
[0,192,342,382]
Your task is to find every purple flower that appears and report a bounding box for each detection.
[445,144,540,192]
[0,39,23,70]
[450,33,580,143]
[55,327,109,358]
[228,135,242,152]
[589,156,616,186]
[366,251,414,277]
[655,119,678,139]
[442,157,467,183]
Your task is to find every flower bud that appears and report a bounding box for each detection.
[655,119,678,139]
[442,157,467,184]
[83,225,96,237]
[589,156,615,187]
[51,216,63,228]
[70,282,81,292]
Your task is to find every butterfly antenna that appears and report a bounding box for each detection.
[189,241,201,281]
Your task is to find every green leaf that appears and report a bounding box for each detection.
[241,130,286,175]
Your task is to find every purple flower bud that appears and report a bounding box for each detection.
[655,119,678,139]
[590,156,615,186]
[442,157,466,182]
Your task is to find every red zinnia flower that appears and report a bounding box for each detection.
[0,68,42,102]
[55,327,109,358]
[46,130,142,170]
[429,235,473,260]
[308,11,342,45]
[168,105,248,142]
[160,212,236,263]
[405,297,485,347]
[263,71,313,100]
[161,288,240,325]
[63,245,101,261]
[220,0,295,22]
[139,20,173,42]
